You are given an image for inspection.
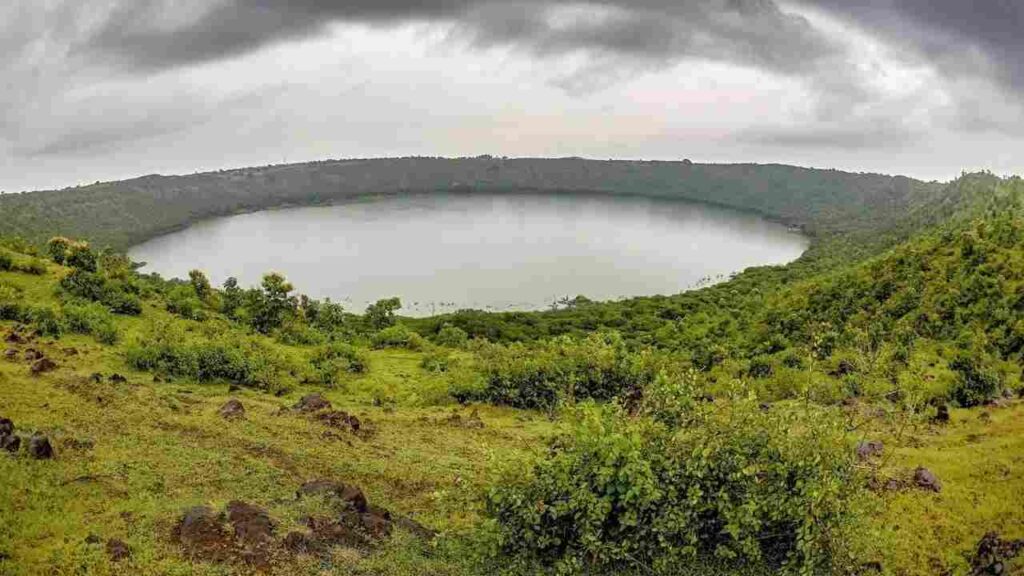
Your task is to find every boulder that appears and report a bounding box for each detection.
[0,417,12,436]
[856,440,884,460]
[30,358,57,375]
[297,479,367,513]
[218,399,245,420]
[225,501,275,544]
[105,538,131,562]
[3,349,17,360]
[27,434,54,459]
[23,348,42,361]
[1,434,21,454]
[176,506,231,561]
[282,530,316,554]
[913,467,941,492]
[109,374,127,384]
[293,393,332,412]
[316,410,360,432]
[4,331,25,344]
[972,532,1024,575]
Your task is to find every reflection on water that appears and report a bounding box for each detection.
[129,192,809,316]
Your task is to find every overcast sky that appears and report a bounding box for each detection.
[2,0,1022,192]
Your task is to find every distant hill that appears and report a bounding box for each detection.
[0,157,942,253]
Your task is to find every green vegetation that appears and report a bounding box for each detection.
[1,166,1023,575]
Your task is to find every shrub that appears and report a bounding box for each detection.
[63,302,120,344]
[165,284,206,321]
[371,324,426,350]
[747,355,774,379]
[0,252,12,271]
[949,354,1000,407]
[434,323,469,348]
[28,307,63,338]
[66,242,98,272]
[60,269,142,316]
[421,350,457,373]
[15,259,47,275]
[46,237,72,264]
[310,342,368,386]
[276,320,327,346]
[125,322,293,391]
[488,400,859,575]
[474,332,663,410]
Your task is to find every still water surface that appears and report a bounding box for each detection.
[129,192,808,316]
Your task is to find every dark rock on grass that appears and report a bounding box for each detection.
[306,516,368,547]
[4,331,26,344]
[972,532,1024,575]
[30,358,57,375]
[23,348,43,361]
[27,434,54,459]
[225,501,275,544]
[913,467,941,492]
[359,511,392,539]
[856,440,884,460]
[106,538,131,562]
[3,348,17,360]
[89,372,104,383]
[293,393,331,412]
[176,506,231,561]
[109,374,127,384]
[933,404,950,424]
[218,399,245,421]
[282,531,317,554]
[316,410,360,432]
[0,417,12,436]
[1,434,22,454]
[297,479,368,513]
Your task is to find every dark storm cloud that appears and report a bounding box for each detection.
[84,0,835,77]
[802,0,1024,92]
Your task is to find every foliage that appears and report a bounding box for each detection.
[309,342,369,386]
[366,297,402,330]
[472,332,664,410]
[371,323,426,350]
[124,321,295,392]
[488,400,860,575]
[948,354,1001,407]
[59,269,142,315]
[433,323,469,348]
[62,301,119,344]
[189,269,212,299]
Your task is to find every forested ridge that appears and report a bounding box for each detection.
[0,157,940,256]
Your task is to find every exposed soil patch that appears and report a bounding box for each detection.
[293,393,331,413]
[218,399,245,420]
[971,532,1024,575]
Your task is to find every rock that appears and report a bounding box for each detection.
[913,467,941,492]
[972,532,1024,575]
[0,417,12,436]
[23,348,42,361]
[225,501,275,543]
[27,434,54,459]
[856,440,884,460]
[3,349,17,360]
[218,399,245,420]
[293,393,332,412]
[176,506,231,561]
[933,404,950,424]
[306,516,366,547]
[30,358,57,375]
[316,410,360,432]
[358,512,391,539]
[109,374,127,384]
[297,479,367,513]
[1,434,21,454]
[106,538,131,562]
[282,530,316,554]
[4,331,25,344]
[89,372,104,383]
[394,516,437,541]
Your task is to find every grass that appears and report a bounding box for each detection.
[1,264,1022,575]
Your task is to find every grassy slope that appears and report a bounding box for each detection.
[1,256,1023,575]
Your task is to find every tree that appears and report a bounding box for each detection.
[66,242,98,272]
[189,269,212,300]
[46,237,72,264]
[365,297,401,330]
[249,272,296,334]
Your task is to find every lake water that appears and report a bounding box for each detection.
[129,192,808,316]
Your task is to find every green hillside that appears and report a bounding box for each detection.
[1,167,1023,575]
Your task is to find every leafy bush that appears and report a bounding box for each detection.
[60,269,142,316]
[276,320,327,346]
[372,324,426,350]
[434,323,469,348]
[63,302,119,344]
[125,322,294,391]
[488,400,859,575]
[473,332,663,410]
[310,342,368,386]
[949,354,1001,407]
[28,307,63,338]
[0,252,11,271]
[420,350,457,373]
[165,284,207,320]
